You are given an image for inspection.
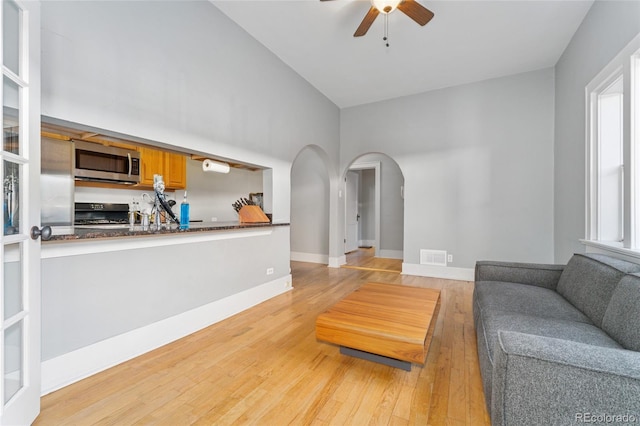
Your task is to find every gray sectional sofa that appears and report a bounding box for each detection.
[474,253,640,425]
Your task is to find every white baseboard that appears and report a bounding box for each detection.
[378,249,403,260]
[402,263,474,281]
[328,255,346,268]
[290,251,328,264]
[41,275,293,396]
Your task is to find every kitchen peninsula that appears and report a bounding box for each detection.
[41,219,292,395]
[38,121,293,397]
[47,221,286,241]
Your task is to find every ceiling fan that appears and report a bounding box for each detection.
[322,0,434,38]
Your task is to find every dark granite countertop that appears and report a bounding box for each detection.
[45,221,289,242]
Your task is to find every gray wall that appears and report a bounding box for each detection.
[554,1,640,263]
[40,1,339,360]
[41,227,290,360]
[290,147,330,257]
[41,0,340,223]
[341,68,555,268]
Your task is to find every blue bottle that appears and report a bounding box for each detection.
[180,191,190,229]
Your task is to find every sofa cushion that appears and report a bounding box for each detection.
[475,310,622,410]
[475,261,565,290]
[479,311,622,366]
[556,254,640,327]
[602,273,640,351]
[474,281,591,324]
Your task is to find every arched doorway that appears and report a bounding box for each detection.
[290,146,331,264]
[343,153,404,272]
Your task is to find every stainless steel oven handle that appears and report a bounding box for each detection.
[128,153,132,177]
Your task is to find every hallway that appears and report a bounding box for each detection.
[342,247,402,273]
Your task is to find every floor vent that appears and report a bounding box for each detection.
[420,249,448,267]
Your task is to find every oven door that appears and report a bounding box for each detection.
[74,140,141,184]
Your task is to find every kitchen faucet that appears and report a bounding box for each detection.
[153,174,179,229]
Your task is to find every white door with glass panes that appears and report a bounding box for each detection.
[1,0,42,424]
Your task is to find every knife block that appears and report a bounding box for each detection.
[238,205,270,223]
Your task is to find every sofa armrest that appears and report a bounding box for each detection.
[491,331,640,426]
[475,261,564,290]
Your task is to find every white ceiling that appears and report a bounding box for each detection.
[212,0,593,108]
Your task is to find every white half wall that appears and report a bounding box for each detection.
[42,275,292,395]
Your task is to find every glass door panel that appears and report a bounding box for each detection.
[3,243,22,320]
[3,322,23,404]
[3,161,20,236]
[2,77,20,156]
[1,0,20,76]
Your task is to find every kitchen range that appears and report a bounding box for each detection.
[41,136,182,232]
[73,203,131,229]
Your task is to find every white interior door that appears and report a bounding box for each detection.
[345,170,359,253]
[1,1,42,424]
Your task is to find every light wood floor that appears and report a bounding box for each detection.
[342,247,403,273]
[35,262,490,426]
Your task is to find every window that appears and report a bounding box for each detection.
[585,33,640,253]
[591,75,623,243]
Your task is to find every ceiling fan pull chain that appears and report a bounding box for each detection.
[383,13,389,47]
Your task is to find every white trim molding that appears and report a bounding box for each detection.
[585,33,640,248]
[581,239,640,263]
[41,275,293,396]
[328,255,346,268]
[402,263,474,281]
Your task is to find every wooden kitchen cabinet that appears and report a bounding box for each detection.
[139,146,163,187]
[41,123,188,190]
[139,147,186,190]
[164,152,187,189]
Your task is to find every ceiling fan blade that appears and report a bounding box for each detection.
[397,0,434,26]
[354,7,379,37]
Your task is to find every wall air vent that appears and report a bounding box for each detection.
[420,249,448,267]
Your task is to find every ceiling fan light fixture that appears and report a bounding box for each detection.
[371,0,401,14]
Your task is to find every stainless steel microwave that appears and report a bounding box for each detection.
[74,140,141,184]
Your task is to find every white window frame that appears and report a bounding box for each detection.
[586,70,624,242]
[584,33,640,258]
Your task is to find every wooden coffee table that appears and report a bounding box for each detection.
[316,282,441,370]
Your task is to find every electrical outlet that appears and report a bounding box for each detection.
[266,267,274,275]
[447,254,453,263]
